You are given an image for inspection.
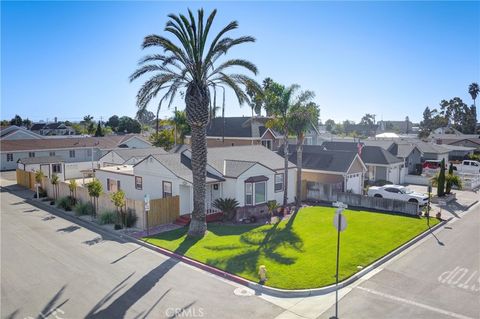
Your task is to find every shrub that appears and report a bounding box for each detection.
[33,187,47,198]
[56,196,73,211]
[213,198,239,221]
[99,211,116,225]
[74,202,94,216]
[120,209,138,228]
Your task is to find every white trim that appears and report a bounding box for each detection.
[1,146,103,154]
[301,168,346,176]
[1,130,43,140]
[119,135,152,146]
[260,128,278,139]
[345,154,368,174]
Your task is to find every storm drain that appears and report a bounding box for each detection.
[234,287,255,296]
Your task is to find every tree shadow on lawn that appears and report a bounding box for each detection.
[205,221,304,278]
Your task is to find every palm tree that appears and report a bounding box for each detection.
[130,9,259,237]
[264,82,314,207]
[288,100,319,207]
[212,197,239,221]
[468,82,479,106]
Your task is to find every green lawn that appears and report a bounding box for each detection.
[144,207,439,289]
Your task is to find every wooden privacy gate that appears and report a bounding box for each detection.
[147,196,180,227]
[16,169,35,190]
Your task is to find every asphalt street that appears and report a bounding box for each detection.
[318,203,480,319]
[0,183,283,319]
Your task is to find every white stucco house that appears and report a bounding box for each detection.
[95,145,297,219]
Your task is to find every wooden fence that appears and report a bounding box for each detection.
[147,196,180,228]
[16,168,181,229]
[16,169,35,191]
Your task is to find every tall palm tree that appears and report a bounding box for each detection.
[469,82,479,106]
[264,82,313,207]
[288,100,319,207]
[130,9,260,237]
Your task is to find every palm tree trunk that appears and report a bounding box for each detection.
[186,83,209,237]
[283,124,289,207]
[296,133,304,207]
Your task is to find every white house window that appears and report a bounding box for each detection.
[245,179,267,206]
[69,150,75,158]
[135,176,143,190]
[274,173,284,192]
[28,152,35,158]
[6,153,13,162]
[245,183,253,205]
[261,140,272,150]
[107,178,119,192]
[49,151,55,156]
[52,164,62,173]
[255,182,266,204]
[163,181,172,197]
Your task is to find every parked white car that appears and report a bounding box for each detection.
[367,185,428,205]
[453,160,480,174]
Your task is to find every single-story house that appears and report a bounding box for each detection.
[17,156,66,181]
[391,143,422,175]
[439,144,476,161]
[320,142,404,184]
[279,145,367,200]
[95,145,297,220]
[1,134,152,171]
[98,147,167,167]
[412,141,450,163]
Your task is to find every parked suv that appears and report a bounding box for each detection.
[367,185,428,205]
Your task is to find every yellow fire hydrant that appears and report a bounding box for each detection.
[258,265,267,283]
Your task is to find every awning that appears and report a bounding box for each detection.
[244,175,269,183]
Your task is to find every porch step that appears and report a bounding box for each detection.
[174,215,191,226]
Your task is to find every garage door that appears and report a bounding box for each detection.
[346,173,362,194]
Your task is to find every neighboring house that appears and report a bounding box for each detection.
[0,135,151,171]
[98,147,167,167]
[440,138,480,151]
[30,122,75,136]
[185,117,284,150]
[95,145,296,220]
[17,156,66,181]
[0,125,43,140]
[321,142,404,184]
[393,143,422,175]
[439,144,476,161]
[412,141,450,163]
[279,145,366,198]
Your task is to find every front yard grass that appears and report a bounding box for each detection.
[143,206,439,289]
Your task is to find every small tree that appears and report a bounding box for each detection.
[446,163,462,194]
[110,190,126,227]
[34,170,44,199]
[51,174,60,200]
[213,198,239,221]
[68,179,78,205]
[86,179,103,218]
[436,159,445,197]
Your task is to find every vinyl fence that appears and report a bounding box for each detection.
[305,181,419,216]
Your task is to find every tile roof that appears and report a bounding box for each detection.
[0,135,147,152]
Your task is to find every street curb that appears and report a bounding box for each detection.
[14,188,451,298]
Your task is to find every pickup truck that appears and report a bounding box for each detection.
[453,160,480,174]
[367,185,428,205]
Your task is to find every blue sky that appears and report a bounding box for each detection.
[2,1,479,124]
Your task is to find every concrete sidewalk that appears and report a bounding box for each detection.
[406,184,478,220]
